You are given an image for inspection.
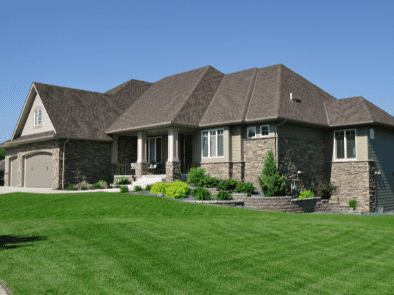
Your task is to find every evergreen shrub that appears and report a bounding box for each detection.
[258,149,286,197]
[120,186,129,193]
[234,182,256,194]
[215,190,232,200]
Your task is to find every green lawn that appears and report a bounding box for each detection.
[0,193,393,295]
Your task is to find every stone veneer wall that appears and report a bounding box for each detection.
[166,161,181,182]
[278,137,329,196]
[243,138,276,190]
[329,161,374,212]
[4,140,62,188]
[368,161,376,212]
[200,162,232,180]
[118,136,137,164]
[61,139,112,187]
[135,162,149,178]
[232,162,245,182]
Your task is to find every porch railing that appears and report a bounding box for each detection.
[115,162,136,175]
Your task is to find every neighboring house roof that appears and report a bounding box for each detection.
[0,159,5,171]
[1,64,393,148]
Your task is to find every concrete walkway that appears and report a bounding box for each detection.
[0,186,121,194]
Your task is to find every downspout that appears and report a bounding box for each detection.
[275,119,287,170]
[62,138,70,189]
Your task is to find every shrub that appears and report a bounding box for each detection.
[190,187,204,197]
[67,184,74,190]
[115,181,120,185]
[115,185,120,188]
[98,180,106,183]
[217,179,238,191]
[134,186,142,192]
[298,190,315,199]
[115,177,130,185]
[349,199,357,210]
[150,182,170,195]
[234,182,256,194]
[145,184,153,191]
[259,149,286,196]
[92,183,102,190]
[120,186,129,193]
[194,188,212,200]
[197,175,221,188]
[165,181,190,199]
[81,186,88,190]
[187,167,206,186]
[215,190,232,200]
[315,180,338,200]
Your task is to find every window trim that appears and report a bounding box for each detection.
[260,125,270,137]
[147,136,162,164]
[247,126,256,139]
[333,129,357,161]
[201,128,224,159]
[33,107,42,127]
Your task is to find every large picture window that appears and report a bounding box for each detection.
[335,129,356,160]
[148,137,162,164]
[202,128,224,158]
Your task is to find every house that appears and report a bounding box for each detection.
[0,159,4,186]
[1,64,393,212]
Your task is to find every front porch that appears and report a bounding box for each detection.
[111,128,196,184]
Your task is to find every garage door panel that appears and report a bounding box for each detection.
[25,153,52,188]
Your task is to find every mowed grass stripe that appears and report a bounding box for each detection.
[0,192,393,294]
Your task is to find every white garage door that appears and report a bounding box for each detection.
[25,153,52,188]
[10,157,18,187]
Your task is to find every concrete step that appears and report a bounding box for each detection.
[128,176,166,191]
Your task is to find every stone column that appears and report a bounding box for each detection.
[136,132,148,178]
[166,128,181,182]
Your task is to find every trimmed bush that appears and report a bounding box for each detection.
[259,149,286,196]
[349,199,357,210]
[298,190,315,199]
[190,187,204,197]
[165,181,190,199]
[145,184,153,191]
[215,190,232,200]
[150,182,170,195]
[134,186,142,192]
[186,167,206,186]
[315,180,338,200]
[120,186,129,193]
[194,188,212,200]
[81,186,88,190]
[217,179,238,191]
[197,175,221,188]
[234,182,256,194]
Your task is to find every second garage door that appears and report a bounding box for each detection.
[25,153,53,188]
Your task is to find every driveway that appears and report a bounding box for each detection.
[0,186,121,194]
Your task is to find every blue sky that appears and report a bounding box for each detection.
[1,0,393,144]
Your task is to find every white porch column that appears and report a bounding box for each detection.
[137,132,148,163]
[168,128,179,162]
[111,134,118,164]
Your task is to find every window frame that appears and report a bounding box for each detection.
[147,136,162,164]
[201,128,225,159]
[247,126,256,139]
[333,129,357,161]
[33,108,42,127]
[260,125,270,137]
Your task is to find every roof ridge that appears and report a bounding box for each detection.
[241,68,259,122]
[33,82,108,95]
[275,64,283,117]
[359,97,376,122]
[323,101,331,126]
[171,66,211,123]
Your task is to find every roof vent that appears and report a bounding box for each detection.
[290,93,301,103]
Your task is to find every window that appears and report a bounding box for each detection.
[148,137,162,164]
[260,125,269,137]
[34,108,42,126]
[247,126,256,139]
[201,128,224,158]
[370,128,374,140]
[334,129,356,160]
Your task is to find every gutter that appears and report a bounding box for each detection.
[62,138,69,189]
[275,119,287,170]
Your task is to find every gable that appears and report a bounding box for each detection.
[20,92,56,137]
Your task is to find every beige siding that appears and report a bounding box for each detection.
[231,125,242,162]
[21,93,55,136]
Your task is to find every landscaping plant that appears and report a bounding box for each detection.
[164,181,190,199]
[120,186,129,193]
[197,175,221,188]
[194,188,212,200]
[145,184,153,191]
[115,177,130,185]
[215,190,232,200]
[92,183,102,190]
[258,149,286,197]
[186,167,206,186]
[298,190,315,199]
[81,186,88,190]
[67,184,75,190]
[150,182,170,195]
[217,179,238,191]
[134,186,142,192]
[349,199,357,210]
[234,182,256,194]
[315,179,338,200]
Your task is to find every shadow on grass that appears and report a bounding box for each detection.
[0,235,48,251]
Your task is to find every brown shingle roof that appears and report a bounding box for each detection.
[0,131,56,148]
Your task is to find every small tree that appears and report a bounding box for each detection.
[259,149,286,197]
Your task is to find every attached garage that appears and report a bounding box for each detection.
[10,157,18,187]
[24,152,53,188]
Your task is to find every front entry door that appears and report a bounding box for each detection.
[181,134,193,173]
